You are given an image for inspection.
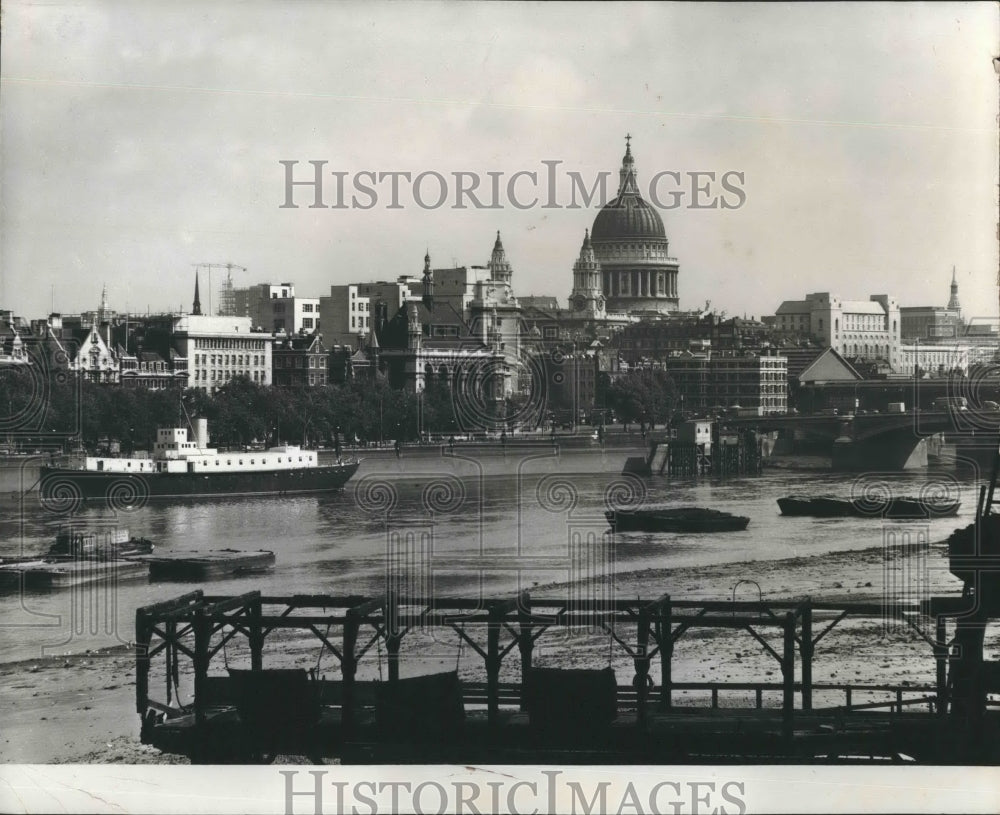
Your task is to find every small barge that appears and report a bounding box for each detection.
[777,495,960,519]
[136,549,276,580]
[606,506,750,533]
[0,558,149,589]
[0,526,154,590]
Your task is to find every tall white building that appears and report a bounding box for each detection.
[231,283,318,334]
[172,314,273,393]
[774,292,901,370]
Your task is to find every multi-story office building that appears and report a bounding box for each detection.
[659,352,788,416]
[173,314,272,393]
[773,292,900,370]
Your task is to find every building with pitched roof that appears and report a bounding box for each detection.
[272,333,329,387]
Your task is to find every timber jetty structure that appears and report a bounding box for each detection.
[135,584,1000,764]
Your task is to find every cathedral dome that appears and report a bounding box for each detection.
[580,137,680,317]
[590,137,666,242]
[591,195,665,242]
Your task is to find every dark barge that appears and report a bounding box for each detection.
[606,506,750,533]
[777,495,961,519]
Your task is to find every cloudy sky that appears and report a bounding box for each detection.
[2,1,997,323]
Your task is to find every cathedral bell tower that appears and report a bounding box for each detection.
[568,230,606,318]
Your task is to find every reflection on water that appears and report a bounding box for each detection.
[0,456,980,663]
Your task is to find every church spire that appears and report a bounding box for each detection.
[193,271,202,315]
[488,230,513,285]
[947,265,961,313]
[422,249,434,309]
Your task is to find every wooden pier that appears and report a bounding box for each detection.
[634,428,764,478]
[133,591,1000,764]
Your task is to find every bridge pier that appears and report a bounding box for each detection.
[832,435,928,471]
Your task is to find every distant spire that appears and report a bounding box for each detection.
[947,265,961,313]
[422,250,434,309]
[193,271,203,315]
[488,230,513,285]
[617,134,639,196]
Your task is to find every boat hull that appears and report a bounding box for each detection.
[0,559,149,590]
[38,461,361,508]
[605,509,750,533]
[777,496,960,519]
[138,549,276,580]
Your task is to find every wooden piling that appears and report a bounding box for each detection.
[342,609,359,734]
[192,609,209,726]
[935,615,948,716]
[660,599,673,709]
[800,602,813,711]
[134,608,149,716]
[635,610,651,724]
[782,612,795,742]
[249,597,263,672]
[517,592,533,711]
[486,604,502,726]
[385,591,402,683]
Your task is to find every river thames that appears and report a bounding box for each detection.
[0,445,979,664]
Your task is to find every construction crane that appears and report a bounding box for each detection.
[192,263,248,316]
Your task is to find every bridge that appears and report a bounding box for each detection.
[723,410,1000,471]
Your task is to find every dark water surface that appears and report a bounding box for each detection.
[0,449,979,663]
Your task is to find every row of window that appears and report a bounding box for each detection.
[838,343,892,358]
[196,353,264,367]
[201,455,308,466]
[194,338,267,350]
[194,369,265,383]
[274,356,328,368]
